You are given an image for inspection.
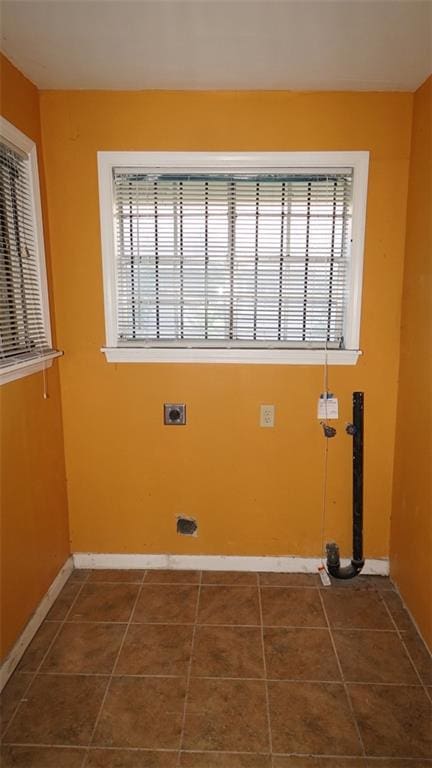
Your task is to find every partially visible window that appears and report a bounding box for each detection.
[98,152,369,365]
[0,117,60,385]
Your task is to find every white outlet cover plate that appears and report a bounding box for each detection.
[260,404,275,427]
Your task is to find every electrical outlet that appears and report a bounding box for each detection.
[260,404,275,427]
[164,403,186,425]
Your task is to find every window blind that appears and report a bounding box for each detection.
[113,171,353,348]
[0,141,50,367]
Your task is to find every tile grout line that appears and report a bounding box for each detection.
[4,740,432,761]
[80,569,148,768]
[317,588,367,758]
[49,618,405,633]
[78,579,395,591]
[257,576,274,763]
[11,669,426,686]
[378,592,432,703]
[176,570,203,765]
[1,572,91,744]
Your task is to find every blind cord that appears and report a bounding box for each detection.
[319,172,333,574]
[42,360,49,400]
[320,340,330,570]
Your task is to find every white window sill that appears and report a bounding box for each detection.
[0,350,63,386]
[102,347,361,365]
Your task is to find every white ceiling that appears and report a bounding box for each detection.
[1,0,431,91]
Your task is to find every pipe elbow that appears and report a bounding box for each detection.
[327,559,365,580]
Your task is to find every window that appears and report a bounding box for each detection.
[0,117,60,385]
[98,152,369,364]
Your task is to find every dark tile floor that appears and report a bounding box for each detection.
[1,569,431,767]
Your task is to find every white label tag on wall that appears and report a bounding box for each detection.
[317,395,339,420]
[318,566,331,587]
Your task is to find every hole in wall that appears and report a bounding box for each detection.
[177,516,198,536]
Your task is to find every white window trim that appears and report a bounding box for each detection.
[0,350,63,385]
[0,116,60,386]
[98,151,369,365]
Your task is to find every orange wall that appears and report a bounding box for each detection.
[390,76,432,649]
[39,90,412,560]
[0,56,70,660]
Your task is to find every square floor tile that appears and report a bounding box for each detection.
[332,630,418,683]
[328,576,394,591]
[191,625,264,678]
[401,630,432,685]
[46,582,81,621]
[144,570,200,584]
[4,674,108,746]
[381,592,416,630]
[183,678,269,752]
[260,573,320,587]
[42,622,126,674]
[132,585,198,623]
[92,676,186,749]
[0,673,33,737]
[268,681,362,755]
[115,623,193,675]
[0,745,85,767]
[86,749,178,767]
[180,755,271,767]
[68,570,91,582]
[197,586,260,625]
[321,590,393,630]
[264,627,340,681]
[201,571,258,586]
[349,683,432,757]
[260,587,326,627]
[68,583,140,622]
[89,569,145,583]
[17,622,60,673]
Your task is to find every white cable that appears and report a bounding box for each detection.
[320,339,329,568]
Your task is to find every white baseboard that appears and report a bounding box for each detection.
[0,556,74,692]
[73,552,389,576]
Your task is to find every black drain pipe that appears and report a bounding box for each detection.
[326,391,365,579]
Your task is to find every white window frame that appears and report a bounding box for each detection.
[0,117,61,385]
[98,151,369,365]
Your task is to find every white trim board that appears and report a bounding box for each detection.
[0,556,73,692]
[98,150,368,366]
[0,350,62,386]
[102,347,361,366]
[73,553,389,576]
[0,116,61,387]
